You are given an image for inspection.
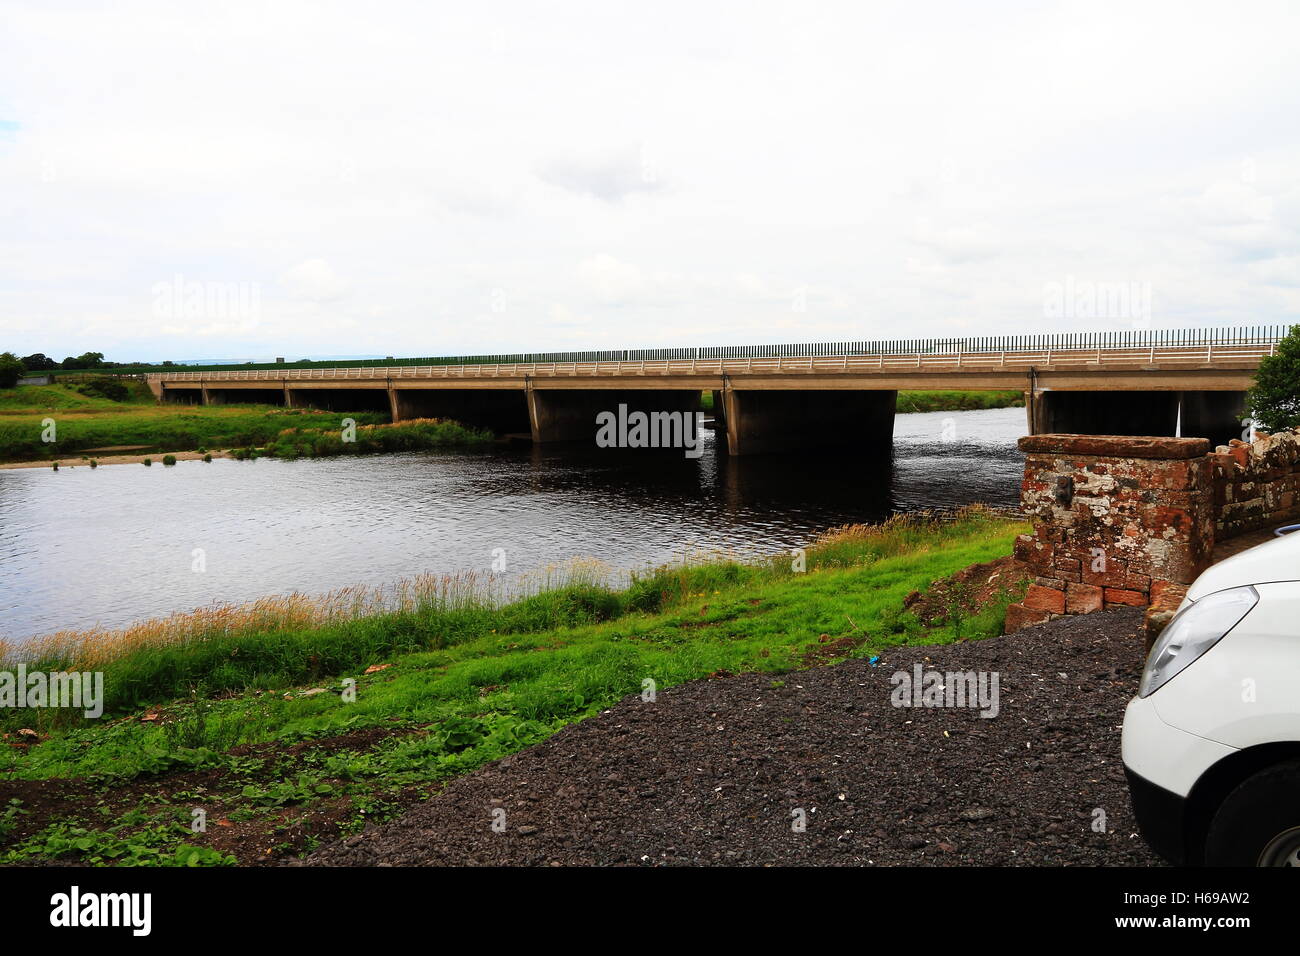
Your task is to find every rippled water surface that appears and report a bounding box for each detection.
[0,407,1027,640]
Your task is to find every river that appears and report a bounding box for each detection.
[0,406,1027,641]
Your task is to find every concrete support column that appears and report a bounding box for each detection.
[723,389,896,456]
[387,385,400,422]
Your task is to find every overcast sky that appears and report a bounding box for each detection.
[2,0,1298,362]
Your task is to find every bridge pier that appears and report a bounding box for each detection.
[527,388,701,444]
[722,388,896,456]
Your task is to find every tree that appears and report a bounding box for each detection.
[1248,327,1300,432]
[62,351,104,370]
[19,352,56,371]
[0,352,26,389]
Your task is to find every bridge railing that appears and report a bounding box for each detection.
[138,325,1294,378]
[151,339,1280,382]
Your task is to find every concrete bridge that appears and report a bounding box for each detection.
[148,329,1286,454]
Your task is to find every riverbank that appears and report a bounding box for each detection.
[0,383,392,463]
[0,449,232,470]
[0,381,495,466]
[0,506,1029,865]
[896,390,1024,413]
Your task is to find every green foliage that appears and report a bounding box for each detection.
[162,454,177,466]
[2,820,235,866]
[260,419,489,459]
[75,377,130,401]
[0,352,24,389]
[60,351,105,371]
[1248,326,1300,431]
[241,773,335,807]
[0,799,26,840]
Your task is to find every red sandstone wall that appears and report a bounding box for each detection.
[1005,429,1300,635]
[1212,431,1300,540]
[1006,434,1215,633]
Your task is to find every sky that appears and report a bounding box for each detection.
[1,0,1299,363]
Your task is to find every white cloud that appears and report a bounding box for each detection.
[280,259,350,301]
[0,0,1297,361]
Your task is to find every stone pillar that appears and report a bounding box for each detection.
[1005,434,1214,634]
[387,386,400,422]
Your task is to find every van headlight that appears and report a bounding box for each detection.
[1139,585,1258,697]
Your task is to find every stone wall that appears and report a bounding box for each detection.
[1005,429,1300,637]
[1005,435,1215,634]
[1213,430,1300,539]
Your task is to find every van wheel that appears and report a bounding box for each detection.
[1205,761,1300,866]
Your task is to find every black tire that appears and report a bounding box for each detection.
[1205,760,1300,866]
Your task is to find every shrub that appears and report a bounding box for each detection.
[142,458,152,466]
[75,377,130,402]
[0,352,24,389]
[162,454,177,466]
[1249,326,1300,431]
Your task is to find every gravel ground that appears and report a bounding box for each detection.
[306,608,1161,866]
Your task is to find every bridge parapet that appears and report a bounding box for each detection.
[149,341,1278,383]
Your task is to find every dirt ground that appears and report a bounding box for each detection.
[305,607,1160,867]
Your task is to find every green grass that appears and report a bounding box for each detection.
[0,382,154,411]
[896,390,1025,413]
[0,384,393,461]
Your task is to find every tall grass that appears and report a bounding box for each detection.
[1,506,1022,724]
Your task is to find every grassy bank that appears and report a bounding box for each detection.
[0,508,1028,865]
[896,390,1024,413]
[0,383,398,462]
[261,418,489,459]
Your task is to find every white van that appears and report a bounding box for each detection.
[1122,527,1300,866]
